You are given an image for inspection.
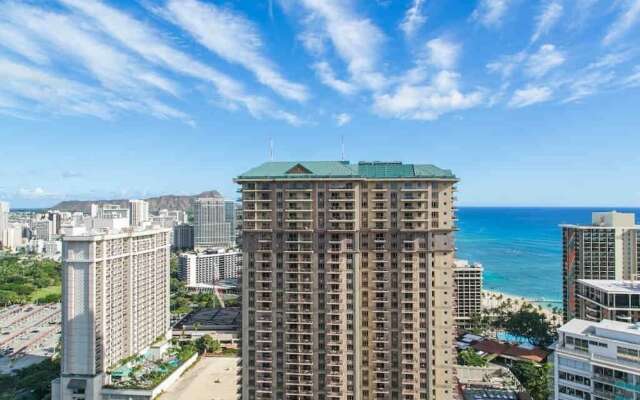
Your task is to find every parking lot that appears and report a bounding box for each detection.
[0,304,61,374]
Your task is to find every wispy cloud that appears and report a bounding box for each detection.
[525,44,565,77]
[603,0,640,44]
[162,0,308,102]
[334,113,351,126]
[508,85,552,107]
[472,0,512,28]
[0,22,49,65]
[59,0,302,125]
[0,58,114,119]
[298,0,387,91]
[312,62,356,95]
[400,0,426,37]
[531,1,563,43]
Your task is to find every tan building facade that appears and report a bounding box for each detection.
[236,161,458,400]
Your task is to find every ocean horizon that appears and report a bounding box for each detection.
[456,206,640,304]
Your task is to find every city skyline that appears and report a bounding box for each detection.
[2,0,640,208]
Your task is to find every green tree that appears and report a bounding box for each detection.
[196,334,221,354]
[457,348,488,367]
[510,361,552,400]
[504,308,556,346]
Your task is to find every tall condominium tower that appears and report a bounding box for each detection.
[561,211,639,321]
[236,161,458,400]
[194,197,233,250]
[51,226,171,400]
[225,200,238,245]
[128,199,149,227]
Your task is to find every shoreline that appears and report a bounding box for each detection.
[482,289,562,323]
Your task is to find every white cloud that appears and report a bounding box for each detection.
[163,0,308,102]
[525,44,565,77]
[0,58,114,119]
[335,113,351,126]
[60,0,302,125]
[298,31,326,55]
[400,0,426,37]
[17,187,56,199]
[0,23,49,64]
[486,51,527,78]
[472,0,511,27]
[3,3,179,97]
[373,71,483,120]
[508,85,552,107]
[312,62,357,95]
[623,66,640,87]
[563,70,615,103]
[531,1,563,43]
[603,0,640,44]
[298,0,387,91]
[426,38,460,70]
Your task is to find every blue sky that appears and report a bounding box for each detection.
[1,0,639,208]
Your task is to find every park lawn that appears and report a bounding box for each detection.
[29,285,61,302]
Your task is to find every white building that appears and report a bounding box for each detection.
[51,226,171,400]
[128,200,149,227]
[555,318,640,400]
[0,201,9,248]
[193,197,233,250]
[33,219,54,241]
[178,248,241,289]
[91,203,129,220]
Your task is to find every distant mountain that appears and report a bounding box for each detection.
[50,190,223,213]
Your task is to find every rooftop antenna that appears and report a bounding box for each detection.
[341,135,345,161]
[269,137,274,161]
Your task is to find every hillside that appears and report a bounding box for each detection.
[51,190,222,213]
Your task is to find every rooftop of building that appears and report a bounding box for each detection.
[454,259,484,270]
[236,161,456,181]
[578,279,640,294]
[471,339,550,363]
[560,211,638,229]
[456,365,522,391]
[173,307,241,331]
[560,318,640,345]
[461,389,529,400]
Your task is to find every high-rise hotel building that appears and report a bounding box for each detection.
[236,161,458,400]
[51,225,171,400]
[194,197,234,250]
[562,211,639,322]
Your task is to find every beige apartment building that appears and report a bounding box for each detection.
[236,161,458,400]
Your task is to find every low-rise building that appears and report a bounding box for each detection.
[576,279,640,323]
[454,259,483,331]
[456,364,529,400]
[555,318,640,400]
[172,307,241,345]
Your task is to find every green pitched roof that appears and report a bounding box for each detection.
[237,161,455,180]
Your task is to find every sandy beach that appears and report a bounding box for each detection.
[482,290,562,324]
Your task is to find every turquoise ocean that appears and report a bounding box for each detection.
[456,207,640,305]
